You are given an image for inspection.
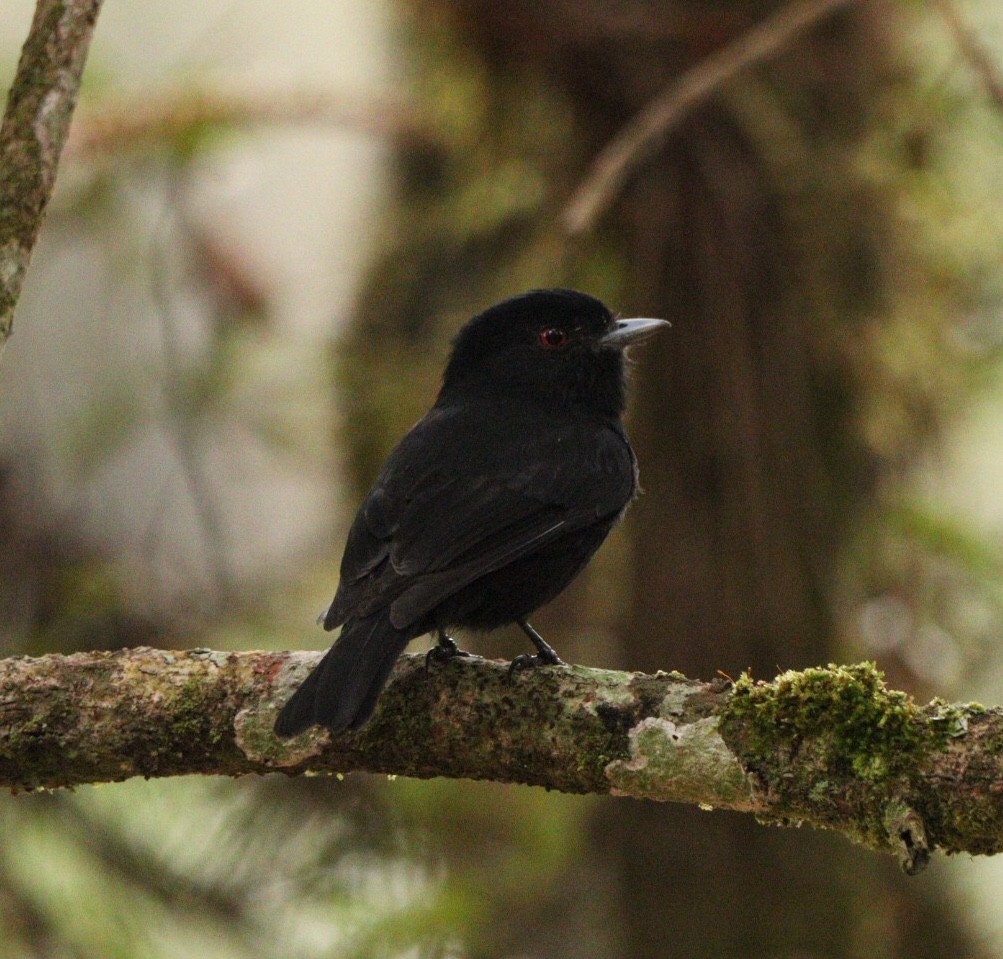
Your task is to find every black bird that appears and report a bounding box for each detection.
[274,289,666,737]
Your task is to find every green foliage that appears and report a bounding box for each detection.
[1,779,456,959]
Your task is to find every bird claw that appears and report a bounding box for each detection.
[425,635,471,671]
[507,650,566,676]
[510,620,565,674]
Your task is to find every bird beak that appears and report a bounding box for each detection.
[601,317,669,348]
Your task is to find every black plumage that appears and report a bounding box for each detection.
[275,289,666,736]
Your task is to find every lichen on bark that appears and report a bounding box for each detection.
[605,716,756,808]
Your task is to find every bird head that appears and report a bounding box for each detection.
[440,289,666,418]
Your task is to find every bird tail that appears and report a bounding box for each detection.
[274,614,411,737]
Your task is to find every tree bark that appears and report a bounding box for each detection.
[2,645,1002,874]
[0,0,103,345]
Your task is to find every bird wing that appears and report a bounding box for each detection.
[323,404,635,630]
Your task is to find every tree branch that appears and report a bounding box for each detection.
[562,0,857,238]
[0,0,104,346]
[65,87,442,159]
[932,0,1003,110]
[2,647,1002,873]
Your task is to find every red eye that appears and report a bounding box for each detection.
[538,327,569,349]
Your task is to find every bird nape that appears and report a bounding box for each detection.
[274,288,667,737]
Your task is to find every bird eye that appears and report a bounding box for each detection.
[538,327,569,349]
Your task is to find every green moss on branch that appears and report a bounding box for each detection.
[718,662,997,870]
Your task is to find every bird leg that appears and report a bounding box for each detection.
[508,620,567,674]
[425,630,471,670]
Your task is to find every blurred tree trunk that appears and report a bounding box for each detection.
[599,105,970,957]
[344,1,978,955]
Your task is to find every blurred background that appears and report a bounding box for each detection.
[4,0,1003,955]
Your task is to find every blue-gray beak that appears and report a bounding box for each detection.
[601,317,669,348]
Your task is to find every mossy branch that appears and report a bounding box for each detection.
[3,648,1003,873]
[0,0,104,345]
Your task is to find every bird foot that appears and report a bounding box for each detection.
[507,649,566,676]
[510,619,565,674]
[425,634,471,671]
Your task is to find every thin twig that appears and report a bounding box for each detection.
[0,0,105,346]
[562,0,857,238]
[931,0,1003,109]
[148,167,238,605]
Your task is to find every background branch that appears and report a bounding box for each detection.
[562,0,857,238]
[933,0,1003,109]
[0,0,104,346]
[65,87,443,158]
[2,646,1001,874]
